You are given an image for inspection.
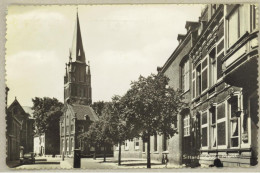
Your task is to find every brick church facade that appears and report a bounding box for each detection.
[60,11,98,157]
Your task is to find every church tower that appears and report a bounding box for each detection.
[64,11,92,105]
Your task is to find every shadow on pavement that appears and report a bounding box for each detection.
[35,159,47,162]
[35,162,60,165]
[119,163,163,167]
[99,160,145,163]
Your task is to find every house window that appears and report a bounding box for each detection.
[71,124,74,132]
[61,127,64,134]
[162,134,168,151]
[62,139,64,151]
[66,126,69,133]
[229,96,239,147]
[227,5,246,48]
[209,48,217,87]
[217,102,226,146]
[154,134,157,151]
[210,106,217,148]
[227,7,239,48]
[196,65,202,97]
[66,139,69,152]
[134,138,139,150]
[181,60,190,92]
[183,114,190,137]
[201,111,208,147]
[124,140,129,150]
[250,5,257,31]
[192,71,196,98]
[201,58,208,92]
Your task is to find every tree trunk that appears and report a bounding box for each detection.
[118,141,121,165]
[103,143,106,162]
[147,135,151,168]
[93,145,96,160]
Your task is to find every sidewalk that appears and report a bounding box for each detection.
[61,157,181,169]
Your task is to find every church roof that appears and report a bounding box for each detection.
[69,104,98,121]
[70,11,85,62]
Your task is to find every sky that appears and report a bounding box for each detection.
[6,4,204,107]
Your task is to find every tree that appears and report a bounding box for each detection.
[92,101,105,116]
[32,97,63,155]
[83,98,132,163]
[82,104,113,162]
[104,95,138,166]
[122,73,183,168]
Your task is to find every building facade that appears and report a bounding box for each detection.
[6,98,34,161]
[189,4,258,167]
[114,4,258,167]
[34,131,61,156]
[34,134,45,156]
[60,11,99,157]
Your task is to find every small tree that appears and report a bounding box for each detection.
[83,106,113,162]
[101,96,132,165]
[122,73,183,168]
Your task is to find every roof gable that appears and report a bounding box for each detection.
[67,104,98,121]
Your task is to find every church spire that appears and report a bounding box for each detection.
[70,7,85,62]
[64,7,92,105]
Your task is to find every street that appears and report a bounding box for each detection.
[15,157,61,169]
[14,156,180,169]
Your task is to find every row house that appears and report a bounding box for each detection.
[114,4,258,167]
[189,4,258,166]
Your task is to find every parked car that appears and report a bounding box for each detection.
[20,152,35,164]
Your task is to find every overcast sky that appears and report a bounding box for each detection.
[6,4,204,107]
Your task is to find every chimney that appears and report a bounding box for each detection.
[185,21,200,32]
[177,34,186,43]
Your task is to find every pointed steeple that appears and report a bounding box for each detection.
[64,7,92,105]
[70,8,85,62]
